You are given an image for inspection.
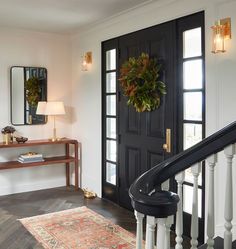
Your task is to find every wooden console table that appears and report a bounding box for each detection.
[0,138,80,189]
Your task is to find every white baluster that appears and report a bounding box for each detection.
[190,163,201,249]
[156,218,166,249]
[145,216,156,249]
[165,216,174,249]
[161,179,171,249]
[224,144,235,249]
[135,211,144,249]
[162,179,170,191]
[206,154,217,249]
[175,171,185,249]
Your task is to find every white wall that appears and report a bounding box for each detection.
[71,0,236,239]
[0,27,73,195]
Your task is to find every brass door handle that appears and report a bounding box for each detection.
[163,128,171,153]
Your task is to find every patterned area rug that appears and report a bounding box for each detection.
[19,206,136,249]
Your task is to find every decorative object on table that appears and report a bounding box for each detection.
[19,206,136,249]
[15,136,28,144]
[1,126,16,145]
[25,77,41,107]
[119,53,166,112]
[36,101,65,142]
[82,188,97,199]
[18,152,44,163]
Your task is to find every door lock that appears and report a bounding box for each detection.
[163,128,171,153]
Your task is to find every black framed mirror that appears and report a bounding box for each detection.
[10,66,47,125]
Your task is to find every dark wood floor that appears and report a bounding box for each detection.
[0,187,192,249]
[0,187,136,249]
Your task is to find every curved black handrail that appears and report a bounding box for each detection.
[129,121,236,217]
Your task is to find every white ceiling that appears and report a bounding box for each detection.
[0,0,153,34]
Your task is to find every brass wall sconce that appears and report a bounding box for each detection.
[211,17,231,53]
[82,51,92,71]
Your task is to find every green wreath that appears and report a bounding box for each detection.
[119,53,166,112]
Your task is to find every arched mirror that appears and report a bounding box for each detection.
[10,66,47,125]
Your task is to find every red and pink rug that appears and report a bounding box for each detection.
[19,206,136,249]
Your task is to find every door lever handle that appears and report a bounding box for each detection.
[163,128,171,153]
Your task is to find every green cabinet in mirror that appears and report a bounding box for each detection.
[10,66,47,125]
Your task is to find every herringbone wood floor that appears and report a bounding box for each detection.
[0,187,136,249]
[0,187,192,249]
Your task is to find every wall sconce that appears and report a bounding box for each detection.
[82,51,92,71]
[211,17,231,53]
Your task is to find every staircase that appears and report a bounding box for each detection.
[129,121,236,249]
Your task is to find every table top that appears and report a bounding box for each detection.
[0,138,78,149]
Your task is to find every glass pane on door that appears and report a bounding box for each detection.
[106,118,116,139]
[184,92,202,121]
[106,95,116,116]
[106,49,116,71]
[184,123,202,149]
[106,140,117,162]
[106,162,116,185]
[183,27,202,58]
[183,59,203,89]
[106,72,116,93]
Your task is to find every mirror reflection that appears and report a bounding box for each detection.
[10,66,47,125]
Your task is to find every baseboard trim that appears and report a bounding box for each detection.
[0,179,69,196]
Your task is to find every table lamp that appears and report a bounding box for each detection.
[36,101,47,115]
[36,101,65,141]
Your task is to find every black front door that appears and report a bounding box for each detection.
[118,21,177,209]
[102,11,205,244]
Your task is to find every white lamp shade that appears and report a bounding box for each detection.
[36,101,47,115]
[44,101,65,115]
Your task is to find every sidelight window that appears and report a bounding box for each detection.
[104,48,118,186]
[182,27,204,218]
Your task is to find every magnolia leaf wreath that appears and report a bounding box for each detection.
[119,53,166,112]
[25,77,41,107]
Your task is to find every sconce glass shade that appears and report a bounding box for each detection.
[211,18,231,53]
[81,52,92,71]
[82,56,88,71]
[211,22,225,53]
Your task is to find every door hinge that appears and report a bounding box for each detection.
[118,134,121,144]
[118,177,121,187]
[118,91,121,102]
[118,49,121,59]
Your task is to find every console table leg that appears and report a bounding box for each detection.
[75,142,79,190]
[66,164,70,187]
[75,163,78,189]
[66,144,70,187]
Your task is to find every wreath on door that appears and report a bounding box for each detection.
[119,53,166,112]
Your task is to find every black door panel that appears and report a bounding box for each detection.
[118,21,177,209]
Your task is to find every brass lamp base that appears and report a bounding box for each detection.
[49,137,62,142]
[49,127,62,142]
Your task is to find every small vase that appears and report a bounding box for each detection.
[3,133,11,145]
